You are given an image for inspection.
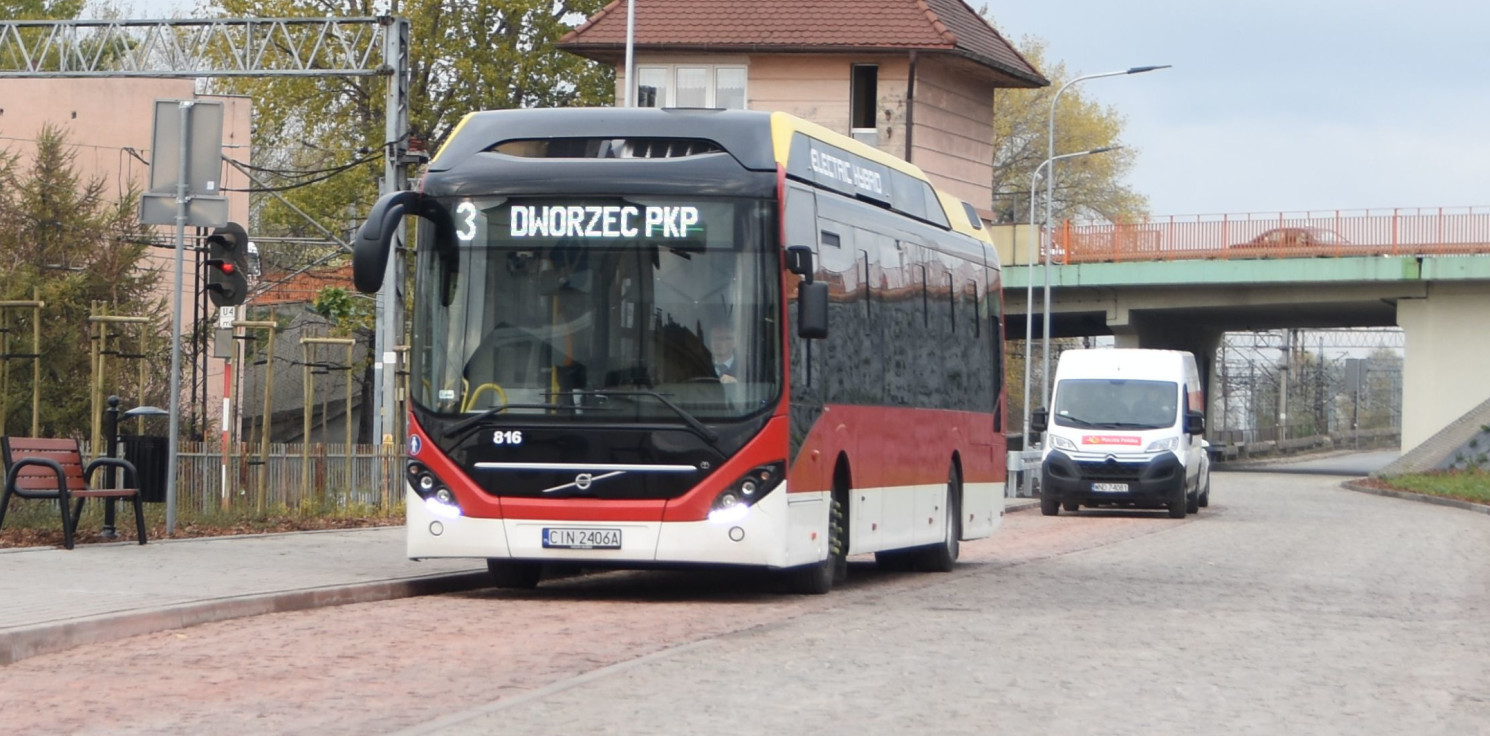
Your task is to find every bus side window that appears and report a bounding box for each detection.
[945,272,955,333]
[965,282,979,337]
[785,186,817,248]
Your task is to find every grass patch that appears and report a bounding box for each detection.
[1370,470,1490,505]
[1,498,403,549]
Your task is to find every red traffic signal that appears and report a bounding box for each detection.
[204,223,250,307]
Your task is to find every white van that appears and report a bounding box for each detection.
[1030,349,1210,518]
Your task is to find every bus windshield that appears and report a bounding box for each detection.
[410,195,781,423]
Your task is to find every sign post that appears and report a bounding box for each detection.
[139,99,227,534]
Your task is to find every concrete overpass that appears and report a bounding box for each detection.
[992,215,1490,454]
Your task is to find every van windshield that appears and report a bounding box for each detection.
[1053,379,1179,430]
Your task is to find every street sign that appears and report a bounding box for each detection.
[139,99,228,227]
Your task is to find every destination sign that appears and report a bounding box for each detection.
[510,204,700,239]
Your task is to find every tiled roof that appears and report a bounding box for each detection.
[558,0,1046,87]
[251,265,353,307]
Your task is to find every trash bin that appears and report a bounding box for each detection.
[120,435,169,503]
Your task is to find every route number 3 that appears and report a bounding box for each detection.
[492,430,523,446]
[456,201,478,241]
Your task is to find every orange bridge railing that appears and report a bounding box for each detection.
[1051,206,1490,263]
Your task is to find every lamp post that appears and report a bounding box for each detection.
[1041,65,1170,408]
[623,0,637,107]
[1023,146,1118,440]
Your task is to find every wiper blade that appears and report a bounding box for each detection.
[575,389,719,444]
[1058,416,1098,427]
[445,403,586,438]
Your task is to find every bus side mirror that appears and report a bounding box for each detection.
[798,281,828,339]
[353,190,422,293]
[785,245,814,282]
[1185,410,1205,436]
[1030,408,1048,434]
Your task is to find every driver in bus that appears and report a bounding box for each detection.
[708,323,739,384]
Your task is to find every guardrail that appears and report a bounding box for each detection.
[1050,207,1490,263]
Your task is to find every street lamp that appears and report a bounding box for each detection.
[1041,64,1170,408]
[1023,146,1118,442]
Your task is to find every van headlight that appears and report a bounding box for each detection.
[1146,436,1180,453]
[1049,435,1078,451]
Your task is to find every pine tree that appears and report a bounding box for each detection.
[0,124,166,438]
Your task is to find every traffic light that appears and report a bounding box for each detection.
[204,222,250,307]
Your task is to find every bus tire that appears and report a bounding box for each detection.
[788,488,847,595]
[874,550,913,572]
[914,465,961,572]
[486,559,542,589]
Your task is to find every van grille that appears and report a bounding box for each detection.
[1074,460,1145,481]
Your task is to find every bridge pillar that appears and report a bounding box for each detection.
[1108,312,1222,406]
[1397,285,1490,452]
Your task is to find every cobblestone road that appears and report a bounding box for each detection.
[2,472,1486,735]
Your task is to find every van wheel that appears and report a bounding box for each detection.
[1062,501,1079,512]
[487,559,542,589]
[1186,488,1200,514]
[1041,492,1060,516]
[1199,471,1211,508]
[1166,484,1188,519]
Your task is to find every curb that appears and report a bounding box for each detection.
[1340,480,1490,516]
[1005,499,1040,513]
[0,570,491,667]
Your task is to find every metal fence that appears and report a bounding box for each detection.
[92,440,403,514]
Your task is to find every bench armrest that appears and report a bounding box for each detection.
[4,457,69,495]
[85,457,139,488]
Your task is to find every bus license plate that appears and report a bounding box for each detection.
[542,527,622,550]
[1091,483,1128,493]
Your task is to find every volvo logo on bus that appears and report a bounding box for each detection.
[574,473,593,490]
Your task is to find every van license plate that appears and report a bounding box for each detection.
[543,527,622,549]
[1091,483,1128,493]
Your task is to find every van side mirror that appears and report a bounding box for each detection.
[1185,410,1205,436]
[797,281,828,339]
[1030,408,1048,434]
[785,245,814,282]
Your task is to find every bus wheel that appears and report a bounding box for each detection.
[487,559,542,589]
[874,550,913,572]
[914,465,961,572]
[788,491,846,595]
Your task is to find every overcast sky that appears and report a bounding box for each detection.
[985,0,1490,217]
[109,0,1490,218]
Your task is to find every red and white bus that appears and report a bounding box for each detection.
[353,108,1007,593]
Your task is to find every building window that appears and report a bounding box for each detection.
[851,65,878,131]
[634,65,748,109]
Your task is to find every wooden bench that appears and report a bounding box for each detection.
[0,437,146,550]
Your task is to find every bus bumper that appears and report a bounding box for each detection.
[405,486,829,570]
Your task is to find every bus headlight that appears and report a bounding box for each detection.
[708,461,785,523]
[408,461,463,517]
